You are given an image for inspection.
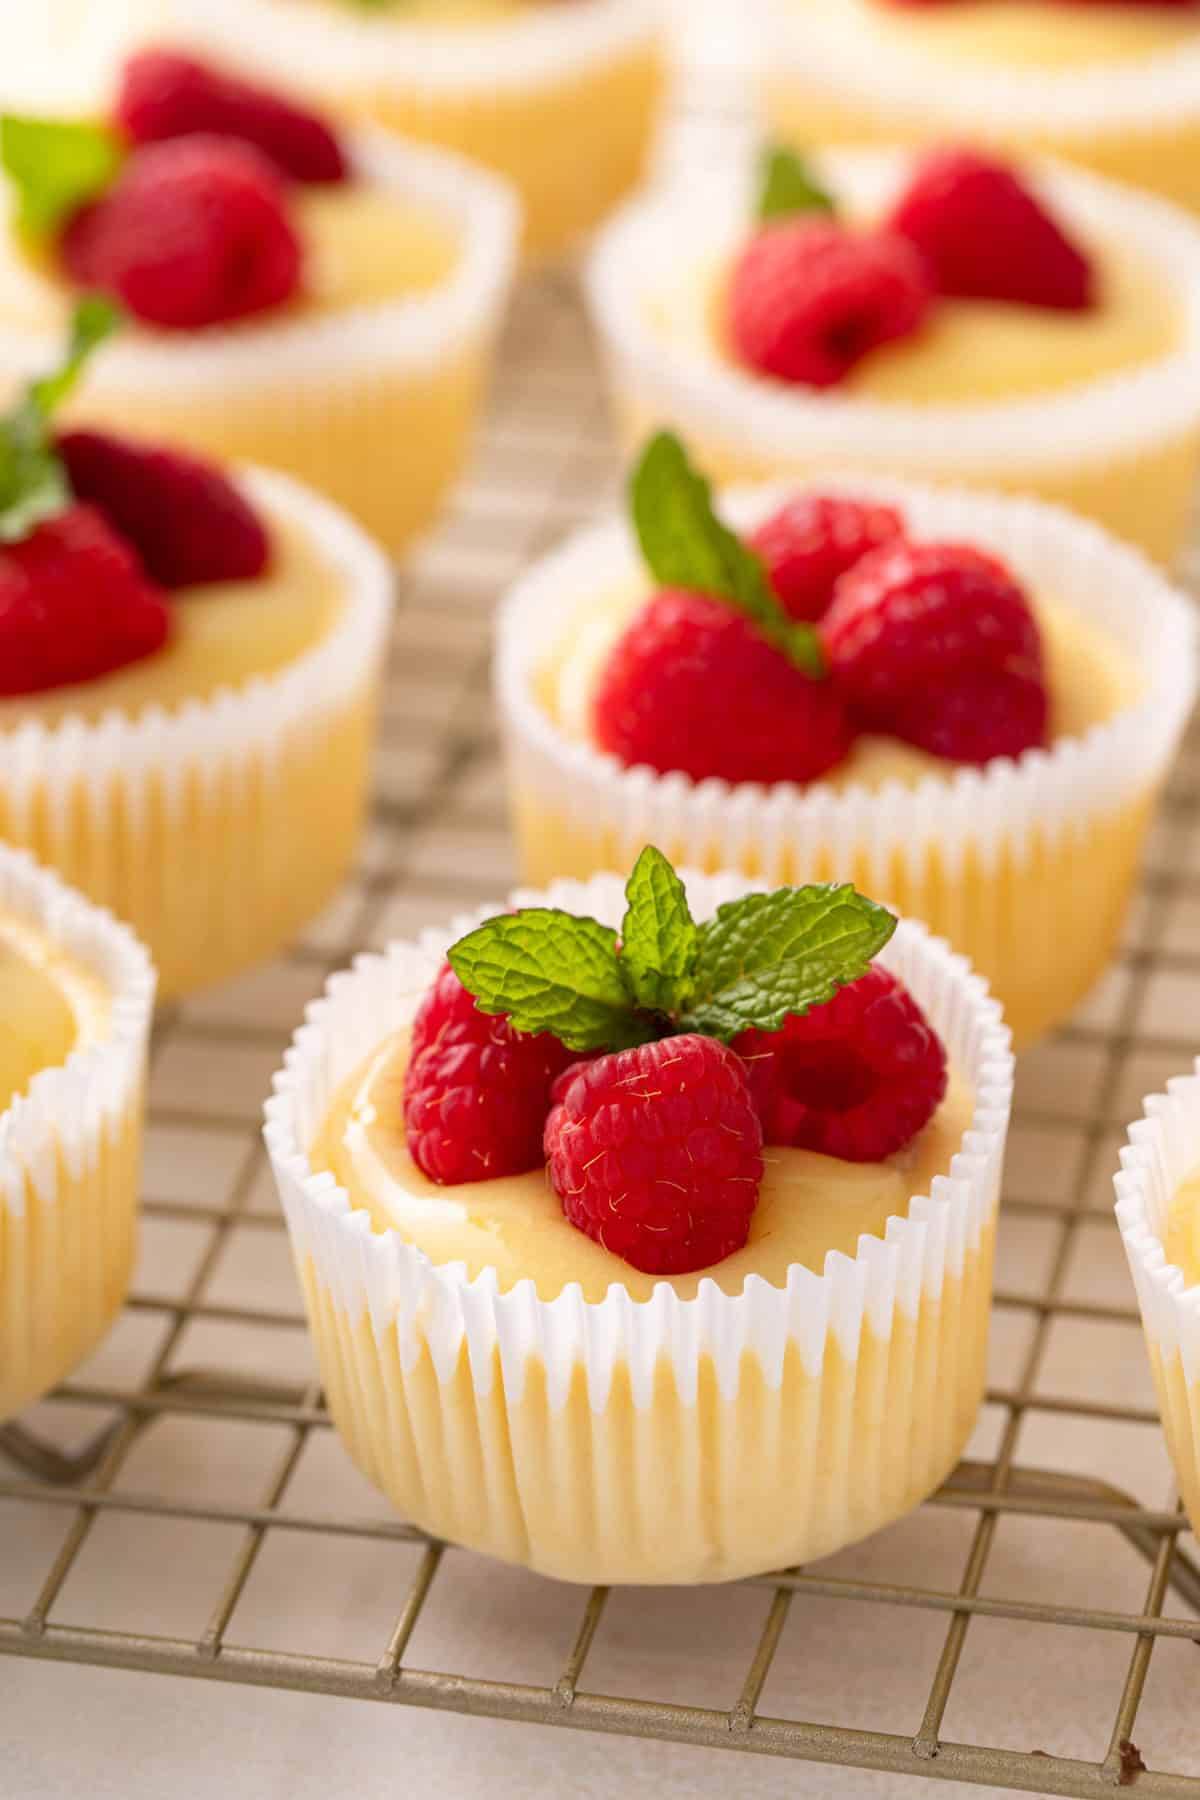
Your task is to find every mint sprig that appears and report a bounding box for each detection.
[630,433,825,679]
[1,115,125,237]
[757,145,836,225]
[447,846,896,1054]
[0,296,121,544]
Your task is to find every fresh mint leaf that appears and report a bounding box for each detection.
[448,908,654,1054]
[619,845,698,1015]
[630,432,825,679]
[1,115,125,236]
[680,883,897,1042]
[757,145,836,224]
[0,296,121,543]
[31,294,120,415]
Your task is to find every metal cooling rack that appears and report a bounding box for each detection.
[5,74,1200,1800]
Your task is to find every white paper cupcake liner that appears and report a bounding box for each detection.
[0,467,392,1000]
[1116,1063,1200,1531]
[0,846,155,1422]
[169,0,663,99]
[496,474,1197,1045]
[752,0,1200,140]
[264,869,1013,1585]
[585,147,1200,486]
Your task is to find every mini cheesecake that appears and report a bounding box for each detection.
[265,865,1014,1583]
[0,847,154,1423]
[0,56,517,553]
[586,146,1200,563]
[168,0,665,259]
[756,0,1200,216]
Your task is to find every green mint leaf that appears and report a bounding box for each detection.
[0,442,68,544]
[630,432,825,679]
[31,293,121,415]
[448,909,654,1054]
[757,145,836,224]
[0,297,121,543]
[679,883,897,1042]
[619,845,698,1015]
[1,115,125,236]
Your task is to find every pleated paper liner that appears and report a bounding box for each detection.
[0,469,392,1001]
[264,869,1013,1585]
[496,473,1197,1046]
[586,147,1200,563]
[0,846,155,1422]
[0,130,519,553]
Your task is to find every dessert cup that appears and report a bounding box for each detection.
[168,0,666,260]
[753,0,1200,217]
[0,130,518,556]
[264,868,1013,1585]
[0,846,155,1422]
[1116,1061,1200,1536]
[497,475,1197,1047]
[0,468,392,1001]
[586,148,1200,565]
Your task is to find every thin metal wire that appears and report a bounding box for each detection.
[3,77,1200,1797]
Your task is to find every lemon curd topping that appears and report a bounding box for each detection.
[0,511,345,726]
[843,0,1199,71]
[1165,1171,1200,1286]
[311,1031,976,1303]
[535,575,1138,790]
[0,910,109,1114]
[643,235,1183,409]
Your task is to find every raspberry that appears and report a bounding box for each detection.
[403,963,580,1186]
[116,50,347,185]
[592,588,853,786]
[820,539,1048,764]
[0,504,170,697]
[888,148,1093,311]
[734,966,947,1162]
[545,1035,764,1276]
[750,494,905,623]
[61,136,302,331]
[727,220,933,388]
[59,429,270,588]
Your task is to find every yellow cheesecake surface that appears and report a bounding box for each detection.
[794,0,1199,70]
[0,910,109,1113]
[312,1031,975,1302]
[1166,1171,1200,1285]
[649,235,1183,408]
[0,178,459,336]
[0,509,345,728]
[536,575,1138,788]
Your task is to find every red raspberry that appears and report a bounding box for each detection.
[0,504,170,697]
[592,589,853,786]
[734,966,947,1162]
[750,494,905,623]
[61,136,302,331]
[116,50,347,185]
[403,962,580,1186]
[727,220,933,388]
[888,148,1093,311]
[820,539,1048,764]
[545,1035,764,1276]
[59,429,270,589]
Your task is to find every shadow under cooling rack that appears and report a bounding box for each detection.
[7,81,1200,1798]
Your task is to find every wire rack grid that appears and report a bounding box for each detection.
[5,76,1200,1800]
